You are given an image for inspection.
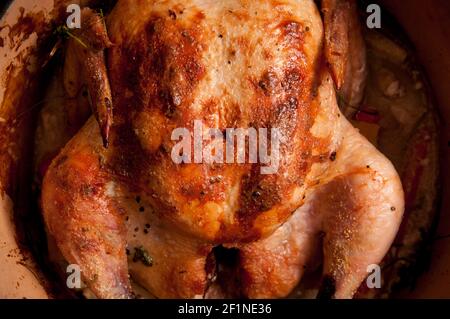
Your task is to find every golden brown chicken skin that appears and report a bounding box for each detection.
[42,0,404,299]
[103,0,328,243]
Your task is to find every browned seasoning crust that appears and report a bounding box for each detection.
[105,1,328,242]
[41,0,404,299]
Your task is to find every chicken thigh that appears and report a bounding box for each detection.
[41,0,404,299]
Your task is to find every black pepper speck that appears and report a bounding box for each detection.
[329,151,337,161]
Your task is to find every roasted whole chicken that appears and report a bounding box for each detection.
[41,0,404,299]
